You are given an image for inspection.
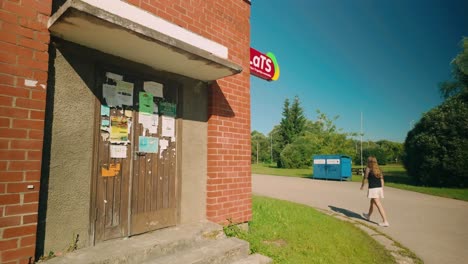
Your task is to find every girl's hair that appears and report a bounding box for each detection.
[367,156,383,178]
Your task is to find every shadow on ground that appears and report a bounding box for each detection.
[328,205,374,223]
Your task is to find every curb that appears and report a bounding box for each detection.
[316,208,423,264]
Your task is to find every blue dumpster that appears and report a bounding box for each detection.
[313,155,352,180]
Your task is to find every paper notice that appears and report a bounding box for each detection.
[139,92,154,114]
[149,114,158,134]
[103,84,118,107]
[110,145,127,158]
[124,110,132,118]
[161,116,175,138]
[106,72,123,81]
[139,136,158,153]
[110,116,128,143]
[144,81,164,98]
[101,132,110,141]
[159,139,169,158]
[101,105,110,116]
[115,80,134,106]
[102,163,121,177]
[139,113,158,135]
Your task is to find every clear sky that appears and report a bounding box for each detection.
[250,0,468,142]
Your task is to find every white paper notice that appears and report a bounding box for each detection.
[149,115,158,134]
[144,81,164,98]
[115,80,134,106]
[139,113,158,135]
[124,110,132,118]
[159,139,169,158]
[106,72,123,81]
[103,84,118,107]
[161,116,175,138]
[110,145,127,158]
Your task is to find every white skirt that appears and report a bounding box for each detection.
[368,187,384,199]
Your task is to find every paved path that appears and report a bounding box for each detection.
[252,174,468,264]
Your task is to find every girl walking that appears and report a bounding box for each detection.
[360,156,390,227]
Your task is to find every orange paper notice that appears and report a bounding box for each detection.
[101,163,121,177]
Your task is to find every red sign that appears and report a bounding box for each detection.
[249,48,279,81]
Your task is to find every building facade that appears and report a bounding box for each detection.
[0,0,252,263]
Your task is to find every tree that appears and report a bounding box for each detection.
[269,126,282,164]
[278,96,306,145]
[403,38,468,187]
[362,147,387,165]
[375,140,404,164]
[403,98,468,187]
[280,137,314,169]
[251,131,270,163]
[276,96,306,167]
[279,110,355,168]
[439,37,468,100]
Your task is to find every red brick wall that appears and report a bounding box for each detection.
[0,0,51,263]
[126,0,252,224]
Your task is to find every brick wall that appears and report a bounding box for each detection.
[0,0,251,261]
[126,0,252,224]
[0,0,51,263]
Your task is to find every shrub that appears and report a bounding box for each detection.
[403,97,468,187]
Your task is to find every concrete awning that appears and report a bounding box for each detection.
[48,0,242,81]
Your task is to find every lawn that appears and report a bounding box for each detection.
[251,163,312,178]
[252,163,468,201]
[227,196,396,264]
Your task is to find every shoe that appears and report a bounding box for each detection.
[378,222,390,227]
[362,213,370,220]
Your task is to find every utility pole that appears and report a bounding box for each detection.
[256,141,259,164]
[360,112,363,176]
[270,134,273,164]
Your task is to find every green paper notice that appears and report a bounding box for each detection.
[139,92,154,114]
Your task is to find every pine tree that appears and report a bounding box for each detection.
[276,96,307,167]
[289,96,306,141]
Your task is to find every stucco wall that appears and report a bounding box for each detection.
[179,80,208,224]
[44,47,95,252]
[42,40,209,250]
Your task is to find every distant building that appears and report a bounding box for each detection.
[0,0,252,262]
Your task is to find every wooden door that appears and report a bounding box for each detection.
[94,74,135,242]
[93,71,178,242]
[131,79,178,235]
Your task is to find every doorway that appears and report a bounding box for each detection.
[93,69,179,242]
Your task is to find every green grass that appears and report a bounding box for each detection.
[356,165,468,201]
[252,163,468,201]
[229,196,395,264]
[251,163,312,178]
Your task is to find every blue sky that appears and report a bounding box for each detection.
[250,0,468,142]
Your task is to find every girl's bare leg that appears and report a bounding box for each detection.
[367,199,374,217]
[373,198,389,223]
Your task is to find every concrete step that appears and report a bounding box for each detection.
[231,253,273,264]
[43,220,226,264]
[141,237,250,264]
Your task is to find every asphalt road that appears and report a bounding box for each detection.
[252,174,468,264]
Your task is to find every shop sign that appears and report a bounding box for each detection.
[250,48,280,81]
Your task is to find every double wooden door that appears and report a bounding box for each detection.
[93,71,178,243]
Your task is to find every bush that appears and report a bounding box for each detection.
[280,138,315,169]
[403,96,468,187]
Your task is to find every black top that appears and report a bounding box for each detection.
[368,171,382,189]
